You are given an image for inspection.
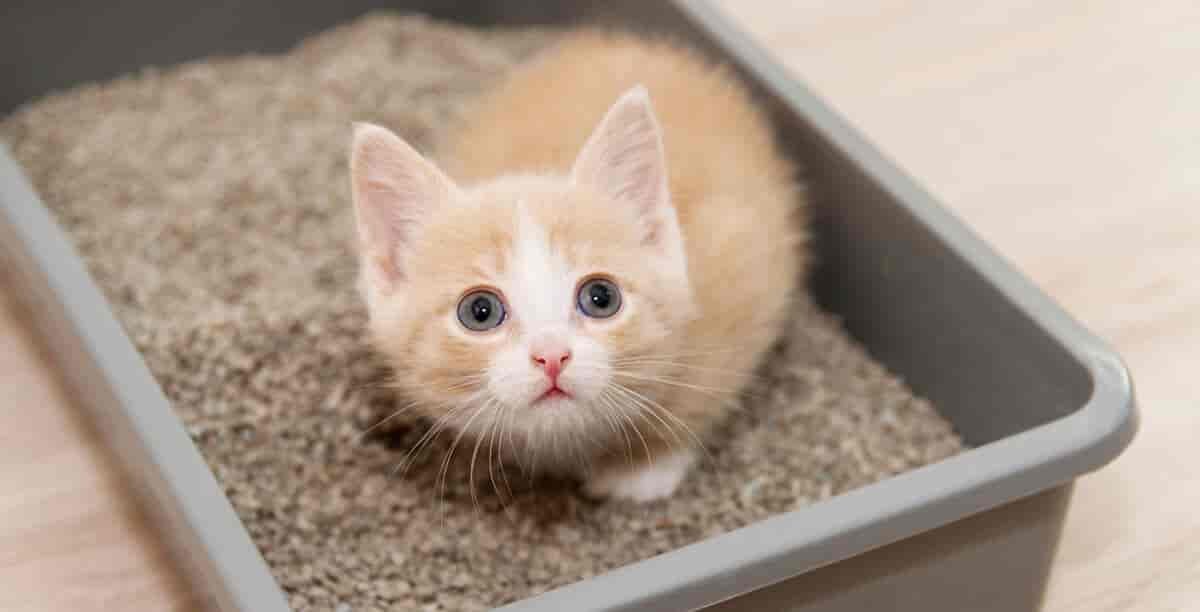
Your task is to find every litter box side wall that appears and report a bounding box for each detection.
[701,484,1073,612]
[0,148,291,612]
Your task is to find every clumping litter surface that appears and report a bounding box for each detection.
[2,13,964,612]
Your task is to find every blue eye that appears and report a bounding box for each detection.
[577,278,621,318]
[457,290,506,331]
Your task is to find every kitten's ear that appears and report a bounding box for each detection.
[350,122,457,291]
[571,86,682,256]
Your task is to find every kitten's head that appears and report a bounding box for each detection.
[350,86,694,453]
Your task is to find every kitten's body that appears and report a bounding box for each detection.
[351,32,807,502]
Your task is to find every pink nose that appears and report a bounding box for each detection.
[532,348,571,383]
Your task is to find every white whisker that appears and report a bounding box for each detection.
[610,382,714,465]
[486,404,502,504]
[437,397,492,524]
[605,383,680,451]
[611,370,740,397]
[394,399,470,478]
[468,398,498,516]
[355,392,461,443]
[496,401,516,499]
[610,359,760,380]
[598,389,643,466]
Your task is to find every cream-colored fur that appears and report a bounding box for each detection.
[350,31,807,502]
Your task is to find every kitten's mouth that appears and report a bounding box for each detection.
[536,386,572,403]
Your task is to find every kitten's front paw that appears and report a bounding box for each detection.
[584,451,695,503]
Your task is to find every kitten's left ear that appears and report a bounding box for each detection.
[572,86,684,261]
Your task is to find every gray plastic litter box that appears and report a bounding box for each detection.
[0,1,1138,611]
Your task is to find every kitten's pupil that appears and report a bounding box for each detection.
[471,297,492,323]
[589,284,612,309]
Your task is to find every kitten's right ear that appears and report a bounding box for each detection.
[350,122,457,292]
[571,86,683,263]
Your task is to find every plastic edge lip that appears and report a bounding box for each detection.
[0,145,293,612]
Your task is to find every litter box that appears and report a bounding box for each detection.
[0,1,1137,611]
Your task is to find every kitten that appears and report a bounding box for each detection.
[349,31,807,502]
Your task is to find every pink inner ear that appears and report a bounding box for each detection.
[571,86,673,244]
[350,122,456,287]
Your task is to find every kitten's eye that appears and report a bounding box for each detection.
[577,277,622,318]
[457,290,506,331]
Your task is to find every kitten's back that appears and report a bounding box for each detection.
[442,31,795,211]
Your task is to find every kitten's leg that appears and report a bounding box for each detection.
[583,449,695,503]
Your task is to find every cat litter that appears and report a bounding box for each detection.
[0,13,963,611]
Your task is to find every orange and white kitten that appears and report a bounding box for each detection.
[349,32,807,502]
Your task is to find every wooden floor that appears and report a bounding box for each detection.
[2,1,1197,610]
